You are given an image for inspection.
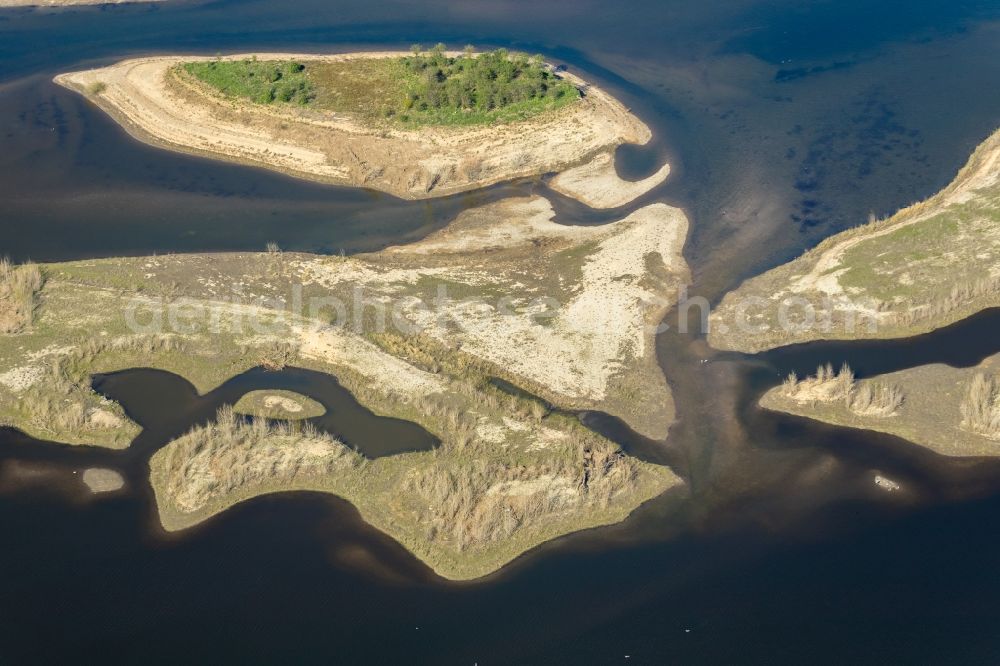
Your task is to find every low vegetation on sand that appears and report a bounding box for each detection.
[152,404,675,579]
[182,46,579,126]
[709,127,1000,352]
[0,259,43,334]
[762,355,1000,457]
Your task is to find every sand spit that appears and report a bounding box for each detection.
[709,128,1000,352]
[762,356,1000,458]
[55,53,654,201]
[549,149,671,208]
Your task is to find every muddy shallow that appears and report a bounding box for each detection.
[1,0,1000,662]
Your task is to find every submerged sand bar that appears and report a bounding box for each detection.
[1,1,163,6]
[55,53,661,202]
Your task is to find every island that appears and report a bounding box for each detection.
[709,128,1000,353]
[54,48,669,204]
[233,390,326,421]
[0,191,689,579]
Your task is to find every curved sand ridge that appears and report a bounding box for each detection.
[55,53,663,202]
[550,149,671,208]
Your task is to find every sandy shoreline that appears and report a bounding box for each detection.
[55,52,660,202]
[0,0,164,6]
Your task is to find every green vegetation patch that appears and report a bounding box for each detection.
[181,46,580,127]
[391,45,580,126]
[183,58,316,105]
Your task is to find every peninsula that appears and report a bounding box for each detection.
[762,359,1000,458]
[0,194,689,579]
[55,49,668,204]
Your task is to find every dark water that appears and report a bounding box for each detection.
[2,0,1000,663]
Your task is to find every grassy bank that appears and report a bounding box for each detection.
[180,46,580,127]
[709,127,1000,352]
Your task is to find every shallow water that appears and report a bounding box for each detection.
[2,0,1000,662]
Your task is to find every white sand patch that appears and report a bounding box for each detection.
[550,150,671,208]
[0,365,44,391]
[476,420,506,444]
[387,197,598,254]
[404,202,688,401]
[263,395,305,413]
[297,258,459,292]
[485,474,578,500]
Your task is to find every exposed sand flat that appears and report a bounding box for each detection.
[549,149,671,208]
[55,53,653,201]
[709,128,1000,352]
[300,196,691,438]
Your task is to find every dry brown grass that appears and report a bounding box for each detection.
[848,381,905,417]
[0,259,43,334]
[403,435,637,552]
[960,373,1000,439]
[782,363,903,417]
[13,335,181,445]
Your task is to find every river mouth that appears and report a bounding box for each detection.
[2,0,1000,662]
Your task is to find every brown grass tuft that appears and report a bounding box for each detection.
[960,373,1000,439]
[0,258,43,334]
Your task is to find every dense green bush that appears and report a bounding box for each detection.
[401,44,578,117]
